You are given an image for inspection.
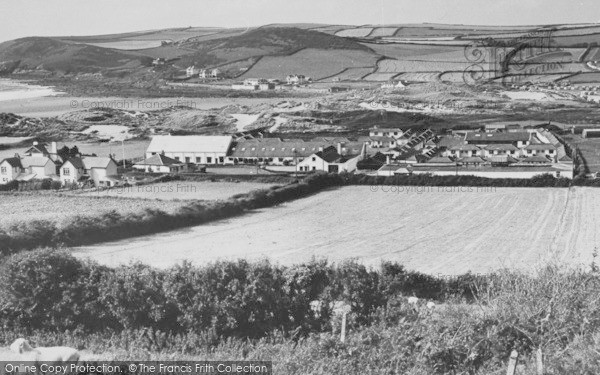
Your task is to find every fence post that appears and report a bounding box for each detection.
[536,348,544,375]
[340,312,347,343]
[506,350,519,375]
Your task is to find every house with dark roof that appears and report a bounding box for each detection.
[0,157,23,184]
[60,156,119,187]
[465,132,531,147]
[296,145,366,173]
[133,153,187,173]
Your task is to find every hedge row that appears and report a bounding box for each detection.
[0,172,581,255]
[0,250,485,338]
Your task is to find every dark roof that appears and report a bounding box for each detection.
[450,144,480,151]
[466,132,530,143]
[518,156,551,163]
[136,154,182,166]
[487,155,519,163]
[2,157,22,168]
[427,156,455,164]
[458,156,487,164]
[65,157,84,169]
[25,144,49,155]
[524,144,556,150]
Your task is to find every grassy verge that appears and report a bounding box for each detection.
[1,251,599,374]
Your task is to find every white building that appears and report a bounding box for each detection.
[0,155,58,183]
[145,135,233,165]
[296,145,365,173]
[0,157,23,184]
[186,66,200,77]
[133,153,187,173]
[60,157,119,187]
[286,75,309,85]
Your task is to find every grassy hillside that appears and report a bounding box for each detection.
[0,37,150,73]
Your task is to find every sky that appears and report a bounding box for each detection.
[0,0,599,42]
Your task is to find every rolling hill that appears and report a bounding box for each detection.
[1,23,600,83]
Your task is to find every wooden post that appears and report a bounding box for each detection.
[536,348,544,375]
[506,350,519,375]
[340,312,347,343]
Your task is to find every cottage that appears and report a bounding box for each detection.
[286,75,309,85]
[369,127,404,138]
[296,144,366,173]
[145,135,233,165]
[133,153,187,173]
[376,164,411,176]
[60,157,119,187]
[186,66,200,77]
[0,157,22,184]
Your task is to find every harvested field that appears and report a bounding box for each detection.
[563,133,600,173]
[329,67,374,81]
[240,49,378,80]
[335,28,374,38]
[72,186,600,275]
[86,41,163,50]
[75,181,280,201]
[362,43,463,59]
[0,192,189,227]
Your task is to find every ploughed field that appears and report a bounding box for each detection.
[72,186,600,275]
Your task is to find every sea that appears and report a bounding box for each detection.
[0,78,62,102]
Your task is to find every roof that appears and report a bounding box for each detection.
[25,144,49,155]
[427,156,455,164]
[1,157,22,168]
[484,143,519,151]
[524,144,556,150]
[466,132,530,143]
[136,154,182,166]
[65,157,84,169]
[487,155,518,163]
[458,156,487,164]
[369,136,396,142]
[437,136,464,148]
[82,157,115,169]
[146,135,233,154]
[378,164,403,172]
[370,128,403,133]
[450,144,480,151]
[518,156,551,163]
[21,156,52,168]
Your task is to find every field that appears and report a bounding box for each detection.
[75,181,280,201]
[86,41,163,50]
[240,48,378,80]
[563,133,600,173]
[0,193,189,227]
[73,186,599,275]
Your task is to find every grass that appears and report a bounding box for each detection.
[2,263,600,374]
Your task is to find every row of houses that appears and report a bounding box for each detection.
[186,66,220,78]
[0,142,119,187]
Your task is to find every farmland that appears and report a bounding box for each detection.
[76,181,280,201]
[73,186,599,275]
[563,133,600,173]
[0,192,188,227]
[240,48,379,80]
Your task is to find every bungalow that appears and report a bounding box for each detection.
[446,144,481,158]
[199,68,220,78]
[483,144,520,157]
[523,144,556,157]
[133,153,187,173]
[296,145,366,173]
[60,157,119,187]
[145,135,233,165]
[369,127,404,138]
[465,132,531,148]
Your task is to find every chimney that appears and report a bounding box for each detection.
[337,142,342,155]
[50,142,57,155]
[33,141,38,146]
[386,155,391,164]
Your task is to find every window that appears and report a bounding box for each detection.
[207,157,212,163]
[549,150,554,154]
[196,157,202,163]
[312,157,316,161]
[185,157,190,163]
[219,157,224,163]
[174,156,180,161]
[527,150,532,154]
[62,168,70,176]
[0,167,6,174]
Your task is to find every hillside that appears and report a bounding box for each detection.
[2,23,600,84]
[0,37,150,74]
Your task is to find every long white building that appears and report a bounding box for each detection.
[145,135,233,165]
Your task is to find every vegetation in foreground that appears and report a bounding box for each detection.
[1,250,600,374]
